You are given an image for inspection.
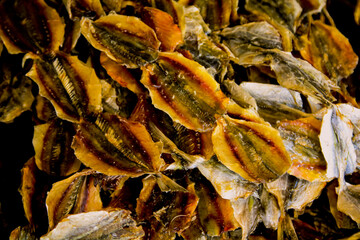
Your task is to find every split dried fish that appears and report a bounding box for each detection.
[1,0,359,239]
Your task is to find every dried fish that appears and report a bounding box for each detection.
[19,158,53,236]
[33,119,80,176]
[136,175,198,238]
[191,0,238,30]
[181,6,230,80]
[80,13,160,68]
[319,106,357,179]
[231,195,261,240]
[141,52,229,132]
[41,209,144,240]
[240,82,309,123]
[277,117,328,182]
[72,113,165,177]
[221,21,283,50]
[62,0,105,20]
[245,0,302,50]
[265,174,326,213]
[296,20,358,83]
[194,176,240,236]
[27,52,102,122]
[327,180,357,229]
[0,0,65,55]
[45,170,102,229]
[0,57,34,123]
[212,116,291,183]
[10,225,37,240]
[141,7,183,52]
[1,0,360,239]
[227,45,338,103]
[197,156,258,200]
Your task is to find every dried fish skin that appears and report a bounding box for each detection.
[245,0,302,50]
[62,0,105,20]
[296,21,359,83]
[80,14,160,68]
[33,119,81,177]
[141,7,183,52]
[232,46,337,103]
[72,113,164,177]
[277,117,328,182]
[27,53,102,122]
[41,209,145,240]
[221,21,283,50]
[45,170,102,229]
[141,52,229,132]
[213,116,291,183]
[0,0,65,55]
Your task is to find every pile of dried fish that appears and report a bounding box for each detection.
[1,0,360,239]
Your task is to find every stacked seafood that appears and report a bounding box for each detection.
[1,0,360,239]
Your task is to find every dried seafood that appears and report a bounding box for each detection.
[1,0,360,239]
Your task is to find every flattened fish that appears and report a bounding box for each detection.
[80,13,160,68]
[141,52,229,132]
[212,116,291,183]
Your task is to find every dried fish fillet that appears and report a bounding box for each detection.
[80,14,160,68]
[45,170,102,229]
[27,53,102,122]
[33,119,80,176]
[72,113,165,177]
[212,116,291,183]
[0,0,65,55]
[141,52,229,132]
